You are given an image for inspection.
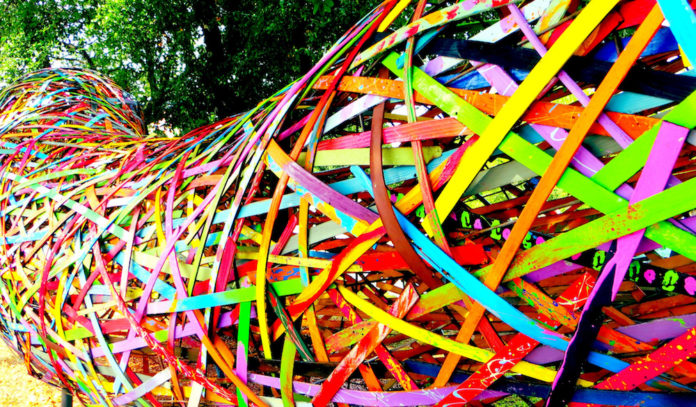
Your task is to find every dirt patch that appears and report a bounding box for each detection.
[0,342,70,406]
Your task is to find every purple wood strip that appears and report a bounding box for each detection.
[608,121,688,298]
[268,141,379,224]
[248,373,509,406]
[548,122,687,406]
[507,4,635,149]
[112,369,171,405]
[616,313,696,342]
[524,346,565,364]
[524,261,583,283]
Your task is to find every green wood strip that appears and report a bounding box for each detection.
[145,278,305,315]
[236,301,251,407]
[280,338,297,407]
[592,129,657,191]
[478,171,696,282]
[269,287,314,362]
[296,146,442,167]
[384,55,696,267]
[592,90,696,192]
[498,129,696,263]
[385,0,619,234]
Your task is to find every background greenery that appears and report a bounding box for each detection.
[0,0,374,132]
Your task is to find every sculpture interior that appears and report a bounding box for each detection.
[3,0,696,406]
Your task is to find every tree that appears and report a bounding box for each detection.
[0,1,98,77]
[0,0,374,132]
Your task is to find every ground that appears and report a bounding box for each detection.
[0,342,68,407]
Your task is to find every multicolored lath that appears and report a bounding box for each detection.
[2,0,696,406]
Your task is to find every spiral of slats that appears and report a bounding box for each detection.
[3,1,696,406]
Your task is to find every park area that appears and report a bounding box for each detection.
[2,1,696,406]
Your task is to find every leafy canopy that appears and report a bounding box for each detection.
[0,0,373,132]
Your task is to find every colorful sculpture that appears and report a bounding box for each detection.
[2,1,696,406]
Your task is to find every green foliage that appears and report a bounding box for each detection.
[310,0,335,15]
[0,1,96,79]
[0,0,373,132]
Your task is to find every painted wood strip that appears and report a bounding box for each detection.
[312,285,418,405]
[351,0,519,68]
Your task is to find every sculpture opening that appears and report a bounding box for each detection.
[2,1,696,406]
